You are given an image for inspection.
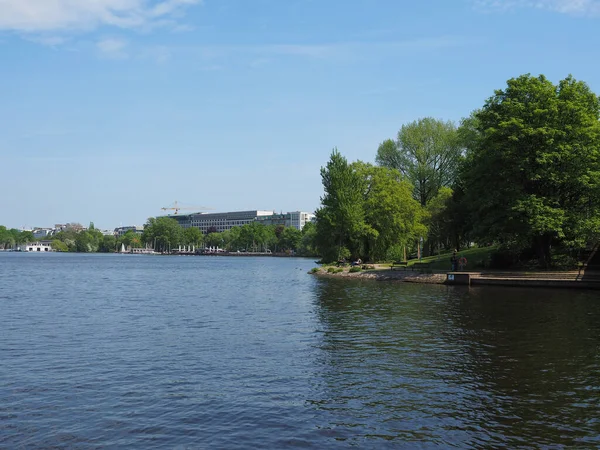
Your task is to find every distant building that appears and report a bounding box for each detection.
[172,210,315,233]
[32,228,54,239]
[114,226,144,237]
[256,211,315,230]
[19,241,53,252]
[173,210,275,233]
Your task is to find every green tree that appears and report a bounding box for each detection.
[142,217,183,252]
[463,74,600,266]
[99,235,117,253]
[376,117,462,206]
[298,222,318,256]
[52,239,69,252]
[184,227,204,247]
[280,227,302,252]
[357,163,427,261]
[425,186,454,254]
[75,232,93,253]
[315,149,368,262]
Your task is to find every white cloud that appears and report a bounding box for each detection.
[97,37,128,59]
[474,0,600,16]
[0,0,201,32]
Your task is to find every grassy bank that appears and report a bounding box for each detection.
[385,246,498,271]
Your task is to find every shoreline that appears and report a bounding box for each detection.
[311,266,446,284]
[310,266,600,290]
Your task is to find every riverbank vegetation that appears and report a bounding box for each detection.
[314,74,600,269]
[1,218,316,256]
[141,216,317,255]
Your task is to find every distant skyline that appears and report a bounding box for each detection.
[1,0,599,229]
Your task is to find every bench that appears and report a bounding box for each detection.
[391,261,408,271]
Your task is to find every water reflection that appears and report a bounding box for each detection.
[311,279,600,448]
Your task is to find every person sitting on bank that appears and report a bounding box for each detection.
[351,258,362,266]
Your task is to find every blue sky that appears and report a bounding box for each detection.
[1,0,599,230]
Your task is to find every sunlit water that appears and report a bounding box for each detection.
[1,253,599,448]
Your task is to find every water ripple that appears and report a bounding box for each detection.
[1,254,600,448]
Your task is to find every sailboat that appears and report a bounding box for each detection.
[120,243,127,254]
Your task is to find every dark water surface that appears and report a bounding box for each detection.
[1,253,599,448]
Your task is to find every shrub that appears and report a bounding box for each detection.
[327,267,337,273]
[310,267,320,274]
[349,266,362,273]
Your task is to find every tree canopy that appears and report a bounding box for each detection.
[462,74,600,265]
[376,117,462,206]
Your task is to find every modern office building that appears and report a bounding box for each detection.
[172,210,314,233]
[173,210,275,233]
[256,211,315,230]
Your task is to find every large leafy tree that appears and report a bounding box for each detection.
[356,163,427,261]
[142,217,183,252]
[376,117,462,206]
[315,149,368,262]
[184,227,204,247]
[463,74,600,266]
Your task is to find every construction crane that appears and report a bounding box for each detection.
[161,201,214,215]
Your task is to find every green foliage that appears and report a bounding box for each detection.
[51,239,68,252]
[463,74,600,267]
[119,230,142,249]
[315,149,368,263]
[142,217,183,252]
[314,151,428,263]
[349,266,362,273]
[310,267,320,273]
[359,163,427,261]
[183,227,204,246]
[297,221,318,256]
[386,244,405,262]
[425,186,454,254]
[376,117,462,206]
[327,267,337,273]
[99,235,116,253]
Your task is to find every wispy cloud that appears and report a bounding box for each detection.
[196,36,468,64]
[0,0,201,33]
[474,0,600,16]
[97,38,129,59]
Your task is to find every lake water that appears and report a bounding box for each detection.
[1,253,600,449]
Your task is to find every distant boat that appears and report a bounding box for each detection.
[120,243,127,254]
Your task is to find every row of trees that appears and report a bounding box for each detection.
[1,219,318,255]
[0,226,34,249]
[141,216,317,255]
[316,74,600,267]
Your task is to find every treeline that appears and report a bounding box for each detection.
[49,224,138,253]
[0,226,34,249]
[142,216,317,255]
[315,74,600,268]
[1,219,317,255]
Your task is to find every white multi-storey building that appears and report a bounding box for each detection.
[256,211,315,230]
[173,210,315,232]
[173,210,275,233]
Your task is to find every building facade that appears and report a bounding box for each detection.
[173,210,315,233]
[173,210,275,233]
[20,241,53,252]
[114,226,144,237]
[256,211,315,230]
